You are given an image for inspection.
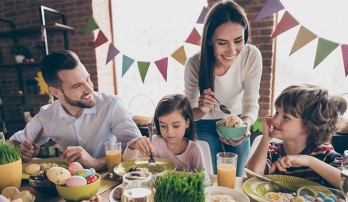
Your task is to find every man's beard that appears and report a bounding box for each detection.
[63,92,95,108]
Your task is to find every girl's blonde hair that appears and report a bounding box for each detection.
[275,84,347,146]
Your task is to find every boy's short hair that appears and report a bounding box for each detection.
[275,84,347,146]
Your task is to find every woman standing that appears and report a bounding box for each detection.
[184,0,262,176]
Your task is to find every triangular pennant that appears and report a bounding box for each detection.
[254,0,284,21]
[185,28,201,46]
[106,43,120,64]
[341,44,348,77]
[313,38,339,69]
[289,26,317,55]
[196,7,209,24]
[271,11,299,38]
[155,57,168,81]
[122,55,135,77]
[137,61,150,83]
[93,30,108,49]
[171,45,187,65]
[83,16,99,35]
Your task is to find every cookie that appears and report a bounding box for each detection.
[1,187,19,199]
[12,191,33,202]
[24,163,40,175]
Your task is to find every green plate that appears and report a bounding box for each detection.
[114,157,176,177]
[243,175,323,202]
[22,157,69,179]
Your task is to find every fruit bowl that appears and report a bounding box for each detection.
[55,173,101,201]
[216,122,248,141]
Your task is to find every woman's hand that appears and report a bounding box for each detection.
[197,88,215,114]
[128,136,154,157]
[219,132,250,147]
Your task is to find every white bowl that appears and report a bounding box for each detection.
[205,186,250,202]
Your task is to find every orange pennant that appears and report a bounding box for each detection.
[289,26,317,56]
[171,46,187,65]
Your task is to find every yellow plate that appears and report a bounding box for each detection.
[243,175,323,202]
[114,157,176,177]
[22,157,69,179]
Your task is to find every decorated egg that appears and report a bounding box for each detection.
[47,167,71,185]
[65,176,87,187]
[0,195,9,202]
[86,174,98,184]
[74,168,94,178]
[68,162,84,175]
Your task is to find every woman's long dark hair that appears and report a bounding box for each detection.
[199,1,250,94]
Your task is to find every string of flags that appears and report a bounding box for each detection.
[82,6,209,83]
[255,0,348,76]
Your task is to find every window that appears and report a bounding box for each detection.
[111,0,206,116]
[274,0,348,118]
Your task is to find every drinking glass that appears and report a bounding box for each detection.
[341,150,348,201]
[0,132,5,142]
[217,152,238,189]
[105,141,122,176]
[122,171,154,202]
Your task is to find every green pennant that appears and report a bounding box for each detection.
[313,38,339,69]
[137,61,150,83]
[83,16,99,35]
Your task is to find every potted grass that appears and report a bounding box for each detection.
[10,43,30,63]
[0,140,22,191]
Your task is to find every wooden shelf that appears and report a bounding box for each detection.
[0,23,74,38]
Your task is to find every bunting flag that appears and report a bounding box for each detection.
[341,45,348,76]
[254,0,284,21]
[196,7,209,24]
[289,26,317,56]
[155,57,169,81]
[256,2,348,76]
[106,43,120,65]
[313,38,339,69]
[171,45,187,65]
[83,16,99,35]
[185,28,201,46]
[93,30,108,49]
[122,55,135,77]
[137,61,151,83]
[271,11,299,38]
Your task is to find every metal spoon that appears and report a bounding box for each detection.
[147,123,156,174]
[213,97,231,114]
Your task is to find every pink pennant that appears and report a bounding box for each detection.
[254,0,284,21]
[93,30,108,49]
[185,28,201,46]
[155,57,168,81]
[272,11,299,38]
[106,43,120,65]
[342,44,348,77]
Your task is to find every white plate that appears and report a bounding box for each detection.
[109,184,122,202]
[205,186,250,202]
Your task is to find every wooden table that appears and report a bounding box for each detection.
[20,172,251,201]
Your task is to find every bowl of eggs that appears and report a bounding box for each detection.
[46,162,101,201]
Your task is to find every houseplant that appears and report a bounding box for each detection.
[0,141,22,191]
[10,43,30,63]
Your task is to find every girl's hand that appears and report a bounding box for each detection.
[219,132,250,147]
[129,136,154,157]
[198,88,215,114]
[270,155,309,173]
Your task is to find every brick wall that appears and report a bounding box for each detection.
[0,0,274,135]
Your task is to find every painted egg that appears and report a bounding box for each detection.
[0,195,9,202]
[65,176,87,187]
[86,174,98,184]
[89,168,96,175]
[47,167,71,185]
[68,162,84,175]
[74,168,93,178]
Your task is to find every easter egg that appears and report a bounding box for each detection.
[47,167,71,185]
[65,176,87,187]
[74,168,93,178]
[68,162,84,175]
[86,174,98,184]
[0,195,9,202]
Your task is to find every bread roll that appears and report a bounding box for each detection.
[24,163,40,175]
[1,187,19,199]
[12,191,33,202]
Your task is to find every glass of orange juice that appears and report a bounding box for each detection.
[217,152,238,189]
[105,141,122,176]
